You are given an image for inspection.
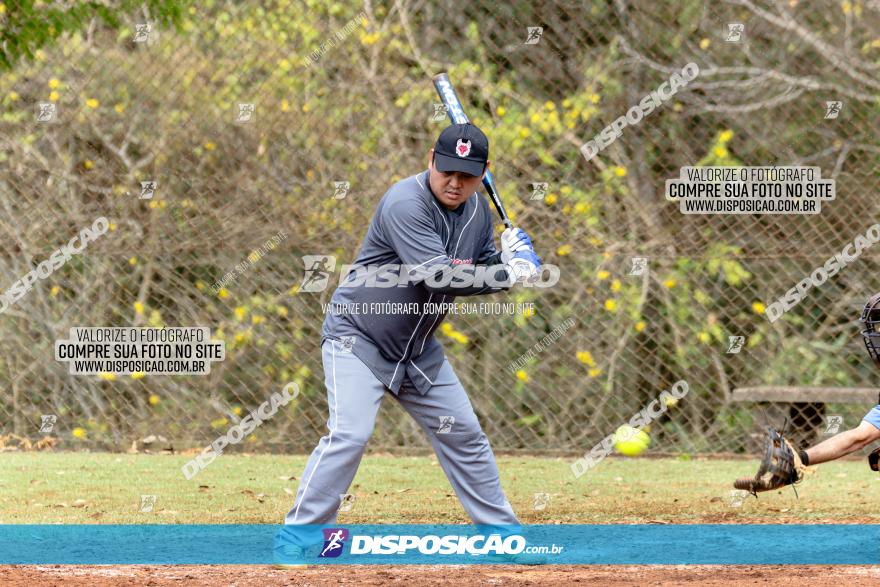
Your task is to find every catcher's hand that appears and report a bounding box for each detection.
[734,428,806,494]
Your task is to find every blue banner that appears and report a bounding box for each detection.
[0,524,877,565]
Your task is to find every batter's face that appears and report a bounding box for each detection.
[427,149,489,210]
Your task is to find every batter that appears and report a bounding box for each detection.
[282,123,541,545]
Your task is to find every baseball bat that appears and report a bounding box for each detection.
[432,73,513,230]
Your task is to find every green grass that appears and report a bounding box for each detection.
[1,452,878,524]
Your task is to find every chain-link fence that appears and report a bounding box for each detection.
[1,0,878,457]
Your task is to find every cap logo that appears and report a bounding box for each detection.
[455,139,472,158]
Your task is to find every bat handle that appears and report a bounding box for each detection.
[502,218,513,229]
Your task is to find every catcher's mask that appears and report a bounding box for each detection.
[860,292,880,368]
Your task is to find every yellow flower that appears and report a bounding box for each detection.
[576,351,595,367]
[613,166,627,177]
[453,332,470,344]
[232,406,243,416]
[557,244,572,256]
[589,237,602,247]
[204,142,216,151]
[589,93,600,104]
[49,91,59,102]
[72,427,87,440]
[610,279,621,293]
[148,394,160,406]
[518,127,530,138]
[361,31,381,45]
[573,202,590,214]
[210,417,229,429]
[664,395,679,408]
[496,106,506,116]
[133,301,145,314]
[544,100,556,110]
[752,301,766,314]
[699,38,711,50]
[218,288,230,299]
[83,160,93,170]
[588,367,602,377]
[251,314,265,325]
[85,98,99,109]
[50,285,60,297]
[195,280,206,291]
[597,270,610,280]
[131,372,145,380]
[7,91,18,101]
[719,130,734,143]
[98,372,116,381]
[560,185,573,195]
[48,78,60,89]
[523,306,536,318]
[604,299,618,312]
[714,146,728,158]
[114,103,125,114]
[515,370,529,382]
[108,222,117,231]
[234,306,247,321]
[663,279,677,289]
[697,331,711,344]
[634,321,646,333]
[281,99,290,112]
[128,256,137,265]
[276,306,289,317]
[544,194,557,205]
[234,332,246,343]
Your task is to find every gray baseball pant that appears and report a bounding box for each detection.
[284,339,520,527]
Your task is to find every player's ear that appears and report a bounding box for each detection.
[480,160,490,180]
[428,149,435,170]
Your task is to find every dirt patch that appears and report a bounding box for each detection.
[2,565,880,586]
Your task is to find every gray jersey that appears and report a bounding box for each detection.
[322,169,510,395]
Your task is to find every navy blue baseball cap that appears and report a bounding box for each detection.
[433,123,489,177]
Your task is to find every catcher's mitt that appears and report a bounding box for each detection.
[734,428,806,494]
[869,446,880,472]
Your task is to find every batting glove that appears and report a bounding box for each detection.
[507,248,542,284]
[500,228,535,264]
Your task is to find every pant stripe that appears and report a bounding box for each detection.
[292,340,339,523]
